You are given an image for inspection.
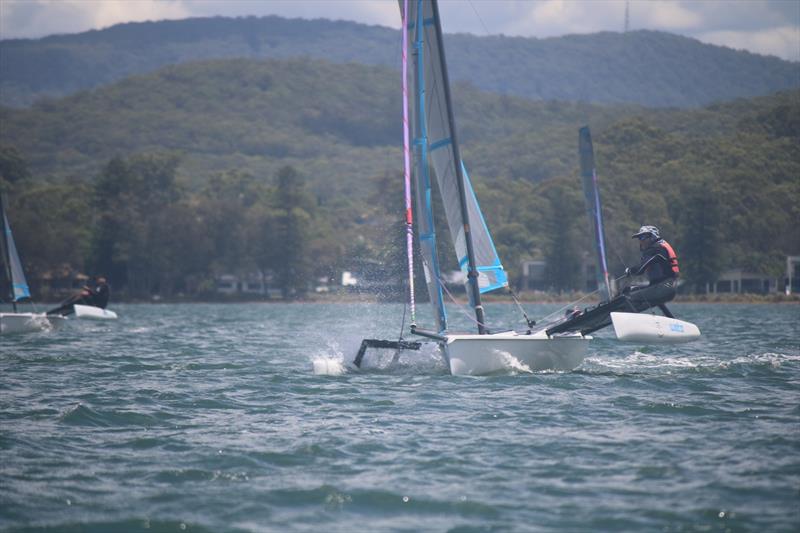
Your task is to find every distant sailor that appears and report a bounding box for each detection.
[623,225,679,317]
[47,276,110,316]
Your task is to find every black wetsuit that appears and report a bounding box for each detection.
[47,282,110,316]
[624,239,679,315]
[547,239,680,336]
[91,283,110,309]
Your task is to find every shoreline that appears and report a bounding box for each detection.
[33,292,800,306]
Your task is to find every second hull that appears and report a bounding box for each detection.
[0,313,66,335]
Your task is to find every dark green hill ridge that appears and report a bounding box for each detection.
[1,15,797,108]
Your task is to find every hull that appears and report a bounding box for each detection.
[73,304,118,320]
[610,312,700,343]
[445,331,589,376]
[0,313,66,335]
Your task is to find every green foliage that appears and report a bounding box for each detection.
[0,144,31,184]
[270,166,315,299]
[0,56,796,298]
[540,181,582,292]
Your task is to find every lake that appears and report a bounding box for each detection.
[1,302,798,531]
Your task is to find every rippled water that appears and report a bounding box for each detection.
[1,302,798,532]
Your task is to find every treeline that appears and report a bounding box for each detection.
[2,14,797,108]
[1,151,337,299]
[0,58,797,299]
[0,58,637,199]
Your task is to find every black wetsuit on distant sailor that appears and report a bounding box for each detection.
[623,238,679,317]
[47,280,110,316]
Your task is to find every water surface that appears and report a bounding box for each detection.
[1,302,798,531]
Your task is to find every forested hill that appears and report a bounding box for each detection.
[0,57,642,191]
[1,15,797,108]
[0,56,797,297]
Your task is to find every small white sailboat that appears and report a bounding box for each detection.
[354,0,589,375]
[0,193,65,335]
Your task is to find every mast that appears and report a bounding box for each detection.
[0,193,17,312]
[401,0,416,328]
[579,126,612,301]
[429,0,486,333]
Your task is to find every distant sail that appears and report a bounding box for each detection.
[1,210,31,302]
[404,0,506,332]
[579,126,611,301]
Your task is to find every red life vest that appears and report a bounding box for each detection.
[660,240,680,276]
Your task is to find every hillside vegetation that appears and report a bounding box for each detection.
[0,57,797,299]
[1,15,797,108]
[0,58,638,196]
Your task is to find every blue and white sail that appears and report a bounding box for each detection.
[578,126,611,302]
[0,197,31,302]
[403,0,507,333]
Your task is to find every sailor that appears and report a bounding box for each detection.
[623,225,679,317]
[90,277,110,309]
[47,276,110,316]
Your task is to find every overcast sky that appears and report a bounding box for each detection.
[1,0,798,61]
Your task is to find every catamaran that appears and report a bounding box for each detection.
[354,0,589,375]
[353,2,700,373]
[0,193,65,335]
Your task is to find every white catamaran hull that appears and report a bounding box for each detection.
[445,331,589,376]
[610,312,700,343]
[0,313,66,335]
[73,304,118,320]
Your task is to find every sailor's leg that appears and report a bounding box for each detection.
[658,304,674,318]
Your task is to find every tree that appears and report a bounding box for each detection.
[0,145,31,185]
[271,166,315,299]
[675,181,724,292]
[542,181,582,292]
[87,153,184,296]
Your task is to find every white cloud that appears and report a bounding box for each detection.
[699,25,800,61]
[89,0,191,29]
[0,0,190,39]
[633,1,704,31]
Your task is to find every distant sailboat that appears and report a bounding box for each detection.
[0,193,65,334]
[354,0,589,375]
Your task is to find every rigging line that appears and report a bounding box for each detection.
[438,276,487,329]
[535,272,633,327]
[534,287,602,327]
[507,285,535,329]
[418,254,485,329]
[466,0,492,37]
[398,281,408,341]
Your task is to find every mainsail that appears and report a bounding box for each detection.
[578,126,611,302]
[403,0,507,333]
[0,194,31,304]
